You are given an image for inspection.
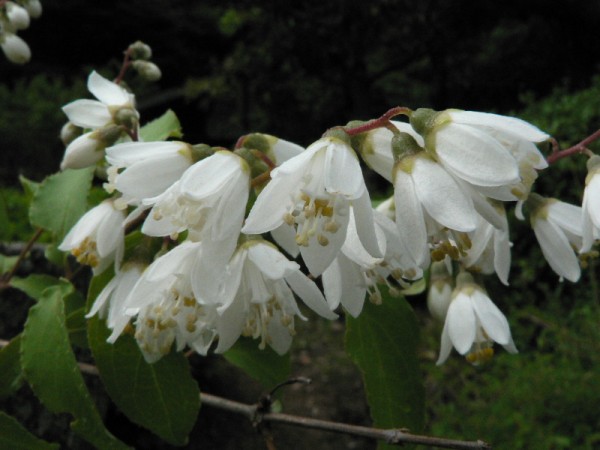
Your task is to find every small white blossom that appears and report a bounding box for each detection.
[59,199,126,274]
[62,71,137,130]
[5,2,30,30]
[242,136,381,276]
[437,273,517,365]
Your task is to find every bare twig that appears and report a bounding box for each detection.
[547,129,600,164]
[0,228,44,290]
[0,338,491,449]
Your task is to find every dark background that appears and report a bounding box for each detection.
[2,0,600,184]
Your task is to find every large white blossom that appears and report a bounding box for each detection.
[437,273,517,365]
[242,136,381,276]
[215,239,337,355]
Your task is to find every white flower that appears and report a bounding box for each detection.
[116,241,223,362]
[142,150,250,242]
[529,195,582,282]
[0,32,30,64]
[393,144,477,267]
[581,155,600,253]
[59,199,126,274]
[437,273,517,365]
[242,136,381,276]
[411,109,549,189]
[62,71,137,130]
[215,239,337,355]
[104,141,196,206]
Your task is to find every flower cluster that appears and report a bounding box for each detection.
[58,62,598,365]
[0,0,41,64]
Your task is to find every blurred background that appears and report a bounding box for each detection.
[1,1,600,449]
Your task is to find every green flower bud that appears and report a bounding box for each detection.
[132,60,162,81]
[128,40,152,60]
[322,127,352,146]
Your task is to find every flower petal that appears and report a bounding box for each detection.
[446,294,476,355]
[324,139,365,199]
[394,170,428,266]
[533,217,581,282]
[62,99,112,128]
[87,71,131,106]
[284,270,338,319]
[448,111,549,143]
[470,290,511,345]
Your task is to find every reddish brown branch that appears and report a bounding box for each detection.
[547,128,600,164]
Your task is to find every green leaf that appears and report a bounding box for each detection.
[10,274,64,301]
[28,168,94,242]
[88,318,200,446]
[20,285,130,450]
[65,307,88,349]
[0,336,24,399]
[0,411,59,450]
[19,175,40,201]
[345,291,425,449]
[223,337,291,389]
[139,109,183,142]
[0,254,18,275]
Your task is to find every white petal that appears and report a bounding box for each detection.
[247,242,299,280]
[547,201,582,239]
[470,290,511,345]
[533,218,580,282]
[87,71,131,106]
[62,99,112,129]
[325,253,368,317]
[436,321,454,365]
[446,294,476,355]
[215,299,246,353]
[412,157,477,232]
[435,124,520,187]
[270,224,300,257]
[271,138,304,164]
[394,171,428,266]
[106,141,189,167]
[284,270,338,319]
[351,190,383,258]
[493,229,511,286]
[448,111,549,142]
[324,140,365,199]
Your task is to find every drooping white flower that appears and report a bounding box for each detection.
[104,140,197,206]
[323,207,422,318]
[529,194,582,282]
[411,109,549,189]
[142,150,250,242]
[59,199,126,274]
[215,239,337,355]
[437,273,517,365]
[581,155,600,253]
[60,126,122,170]
[0,32,30,64]
[114,241,223,362]
[242,136,381,276]
[392,137,477,267]
[62,71,137,130]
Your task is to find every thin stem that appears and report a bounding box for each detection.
[114,48,133,85]
[343,106,412,136]
[0,228,44,290]
[251,170,272,188]
[547,128,600,164]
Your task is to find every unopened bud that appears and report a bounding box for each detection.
[6,2,30,30]
[60,132,104,170]
[1,33,31,64]
[132,60,162,81]
[23,0,42,19]
[128,40,152,60]
[60,121,83,146]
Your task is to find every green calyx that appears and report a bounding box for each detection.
[190,143,215,163]
[409,108,453,138]
[323,127,352,146]
[234,147,270,178]
[239,133,271,153]
[524,193,550,221]
[391,132,423,163]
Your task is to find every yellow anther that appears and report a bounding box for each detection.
[317,234,329,246]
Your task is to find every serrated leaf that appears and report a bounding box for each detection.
[345,291,425,449]
[20,285,130,450]
[0,336,24,399]
[88,318,200,446]
[10,274,64,301]
[0,411,59,450]
[223,337,291,389]
[65,307,88,349]
[29,168,94,242]
[139,109,183,142]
